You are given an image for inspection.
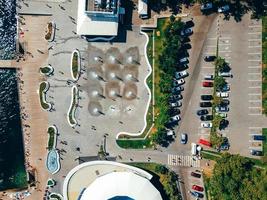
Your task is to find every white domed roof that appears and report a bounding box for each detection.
[80,171,162,200]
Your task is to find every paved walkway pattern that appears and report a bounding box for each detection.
[167,154,200,167]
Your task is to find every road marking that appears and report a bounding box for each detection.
[219,43,231,46]
[249,86,261,89]
[249,106,261,109]
[248,80,261,82]
[219,50,232,53]
[208,37,217,40]
[248,66,261,68]
[249,113,262,116]
[248,59,261,62]
[249,25,262,28]
[167,154,200,167]
[248,32,261,34]
[248,93,261,95]
[202,66,214,69]
[248,72,261,75]
[248,46,262,48]
[248,52,261,55]
[249,127,262,129]
[249,99,261,102]
[248,38,261,41]
[207,45,216,48]
[219,37,231,39]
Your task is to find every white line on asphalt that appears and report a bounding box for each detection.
[219,37,231,39]
[248,93,261,95]
[249,99,261,102]
[248,39,261,41]
[248,25,262,28]
[219,50,232,53]
[248,32,261,34]
[248,146,262,149]
[208,37,217,40]
[249,86,261,89]
[248,46,262,48]
[249,113,262,116]
[249,106,261,109]
[248,52,261,55]
[248,80,261,82]
[248,59,261,62]
[248,72,261,75]
[249,127,262,129]
[207,45,216,48]
[248,66,261,68]
[219,43,231,46]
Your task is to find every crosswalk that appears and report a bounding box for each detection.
[167,154,200,167]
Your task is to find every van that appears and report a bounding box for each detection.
[253,135,265,141]
[191,143,197,155]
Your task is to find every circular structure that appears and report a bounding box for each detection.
[63,161,162,200]
[88,101,103,116]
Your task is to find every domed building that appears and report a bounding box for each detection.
[63,161,162,200]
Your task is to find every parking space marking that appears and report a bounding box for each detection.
[248,39,261,41]
[248,52,261,55]
[249,106,262,109]
[249,25,262,28]
[248,32,261,34]
[249,100,261,102]
[167,155,200,167]
[249,127,262,129]
[249,113,262,116]
[249,86,261,89]
[248,93,261,95]
[248,66,261,68]
[248,79,262,82]
[248,59,261,62]
[219,50,232,53]
[248,72,261,75]
[248,46,262,48]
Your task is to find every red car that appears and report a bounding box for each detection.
[192,185,204,192]
[198,139,212,147]
[202,81,213,87]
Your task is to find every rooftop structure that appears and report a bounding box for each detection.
[63,161,163,200]
[77,0,121,36]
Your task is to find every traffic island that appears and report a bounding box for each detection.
[71,49,81,81]
[67,85,79,127]
[40,64,54,76]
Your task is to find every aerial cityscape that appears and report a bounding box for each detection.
[0,0,266,200]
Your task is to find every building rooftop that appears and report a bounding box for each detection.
[85,0,118,13]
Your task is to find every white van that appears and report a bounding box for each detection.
[191,143,197,156]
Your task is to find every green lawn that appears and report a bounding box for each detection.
[68,86,78,125]
[39,82,50,110]
[262,16,267,114]
[47,127,55,150]
[72,52,79,79]
[116,138,152,149]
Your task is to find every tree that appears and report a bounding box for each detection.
[155,164,168,174]
[159,72,172,93]
[214,75,226,91]
[152,128,169,146]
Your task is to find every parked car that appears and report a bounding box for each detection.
[199,139,212,147]
[192,185,204,192]
[204,74,214,80]
[219,119,229,129]
[175,70,188,79]
[204,55,216,62]
[201,2,213,11]
[171,86,184,93]
[217,84,230,92]
[168,108,180,115]
[221,99,230,105]
[201,122,213,128]
[201,95,213,101]
[180,28,193,36]
[219,138,230,151]
[215,112,227,118]
[252,135,265,141]
[200,101,212,107]
[190,191,204,198]
[167,129,175,137]
[170,101,182,108]
[169,115,181,123]
[191,171,201,178]
[200,115,213,121]
[218,5,230,13]
[180,133,188,144]
[218,71,232,77]
[216,92,229,98]
[197,109,209,116]
[179,57,188,64]
[173,78,185,86]
[215,106,229,112]
[250,149,263,156]
[169,94,182,101]
[202,81,213,87]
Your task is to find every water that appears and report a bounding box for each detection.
[109,197,134,200]
[0,0,17,60]
[0,68,27,190]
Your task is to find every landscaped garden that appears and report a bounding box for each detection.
[39,81,51,110]
[130,163,182,200]
[262,16,267,114]
[67,86,78,127]
[49,193,63,200]
[71,50,80,81]
[40,65,54,76]
[117,16,187,149]
[47,126,57,151]
[45,22,54,41]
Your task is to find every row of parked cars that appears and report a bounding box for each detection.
[201,2,230,13]
[190,170,204,198]
[196,56,231,149]
[165,21,193,134]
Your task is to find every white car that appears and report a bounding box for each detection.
[218,71,232,77]
[201,122,213,128]
[173,78,185,86]
[167,129,175,137]
[179,57,188,63]
[170,101,182,107]
[218,5,230,13]
[175,70,188,79]
[216,92,229,98]
[171,86,184,93]
[169,115,181,122]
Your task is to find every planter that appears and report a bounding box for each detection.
[47,179,56,187]
[67,86,79,127]
[46,149,60,174]
[50,193,63,200]
[45,22,56,42]
[39,81,52,111]
[47,125,58,150]
[70,49,81,81]
[40,64,54,76]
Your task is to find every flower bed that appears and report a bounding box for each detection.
[71,50,81,81]
[40,64,54,76]
[49,193,63,200]
[47,179,55,187]
[45,22,55,42]
[67,86,79,127]
[47,125,57,151]
[39,81,52,111]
